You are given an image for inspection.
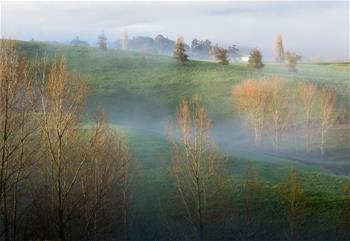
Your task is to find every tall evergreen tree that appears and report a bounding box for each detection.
[98,32,107,50]
[274,34,284,63]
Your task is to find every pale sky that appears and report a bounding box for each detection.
[1,1,349,60]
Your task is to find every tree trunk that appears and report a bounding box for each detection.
[196,177,204,241]
[58,196,65,241]
[274,114,279,152]
[306,114,311,152]
[123,189,129,241]
[3,184,9,241]
[320,127,325,156]
[254,125,260,147]
[57,134,66,241]
[12,170,21,241]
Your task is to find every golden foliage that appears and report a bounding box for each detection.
[232,79,267,145]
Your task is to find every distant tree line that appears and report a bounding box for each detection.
[72,32,301,71]
[114,33,240,62]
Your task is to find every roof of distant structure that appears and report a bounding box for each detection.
[70,36,89,46]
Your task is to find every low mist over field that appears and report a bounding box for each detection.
[0,1,349,241]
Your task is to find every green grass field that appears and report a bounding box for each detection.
[16,41,350,240]
[17,41,350,116]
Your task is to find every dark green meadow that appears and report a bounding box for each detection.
[125,128,349,240]
[17,41,350,240]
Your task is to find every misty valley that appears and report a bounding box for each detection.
[0,1,350,241]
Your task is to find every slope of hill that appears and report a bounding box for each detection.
[16,40,350,165]
[14,40,350,240]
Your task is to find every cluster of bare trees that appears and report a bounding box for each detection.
[232,77,337,155]
[0,39,39,241]
[165,97,346,240]
[238,164,307,241]
[165,98,338,241]
[0,40,134,241]
[168,97,306,240]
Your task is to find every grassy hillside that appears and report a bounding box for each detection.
[16,41,350,163]
[15,40,350,240]
[15,40,350,167]
[125,128,349,240]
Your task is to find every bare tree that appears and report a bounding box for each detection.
[281,164,306,241]
[80,115,134,241]
[232,80,267,146]
[0,40,39,241]
[117,136,134,241]
[38,56,87,241]
[297,82,317,152]
[167,97,227,241]
[274,34,284,63]
[80,115,111,241]
[319,87,337,156]
[239,165,263,241]
[262,77,291,151]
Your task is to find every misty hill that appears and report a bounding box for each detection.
[16,40,349,168]
[12,40,350,240]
